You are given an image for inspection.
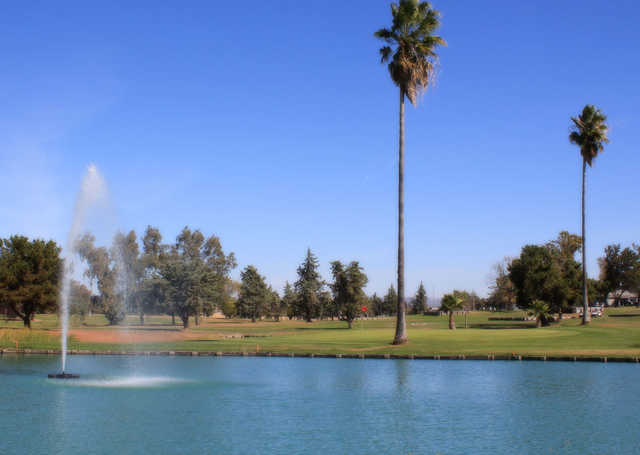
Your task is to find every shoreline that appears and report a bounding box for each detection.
[2,348,639,363]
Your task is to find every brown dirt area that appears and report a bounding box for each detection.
[64,329,222,344]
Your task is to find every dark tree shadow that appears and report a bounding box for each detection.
[468,323,536,330]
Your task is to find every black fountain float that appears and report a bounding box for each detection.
[48,372,80,379]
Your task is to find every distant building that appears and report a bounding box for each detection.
[606,291,639,307]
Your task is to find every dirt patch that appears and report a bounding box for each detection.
[63,329,221,344]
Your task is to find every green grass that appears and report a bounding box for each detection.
[2,308,640,358]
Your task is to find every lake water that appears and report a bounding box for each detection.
[0,355,638,454]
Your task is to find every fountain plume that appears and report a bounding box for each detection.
[59,164,108,373]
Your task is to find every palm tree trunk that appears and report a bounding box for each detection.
[448,311,455,330]
[393,88,408,345]
[581,158,591,324]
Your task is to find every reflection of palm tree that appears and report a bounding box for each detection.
[440,294,464,330]
[375,0,445,345]
[395,359,410,390]
[569,105,610,325]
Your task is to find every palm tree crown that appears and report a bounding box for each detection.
[440,294,464,313]
[569,105,610,166]
[375,0,446,105]
[527,300,551,328]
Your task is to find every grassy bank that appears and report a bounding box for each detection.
[1,308,640,358]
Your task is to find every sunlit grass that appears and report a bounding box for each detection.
[0,328,59,350]
[1,308,639,358]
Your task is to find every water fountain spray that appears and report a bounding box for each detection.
[51,164,108,379]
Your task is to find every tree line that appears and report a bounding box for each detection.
[0,230,437,329]
[487,231,640,326]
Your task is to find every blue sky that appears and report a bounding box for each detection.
[1,1,638,298]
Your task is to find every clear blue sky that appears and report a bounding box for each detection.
[1,1,638,298]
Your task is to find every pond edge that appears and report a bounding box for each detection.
[1,348,639,363]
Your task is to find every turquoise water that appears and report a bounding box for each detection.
[1,355,639,454]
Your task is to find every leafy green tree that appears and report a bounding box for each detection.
[375,0,445,345]
[138,226,167,324]
[221,295,236,318]
[383,285,398,316]
[509,241,583,319]
[528,300,552,328]
[550,231,582,260]
[330,261,369,329]
[220,280,239,318]
[70,280,92,321]
[440,293,464,330]
[547,231,583,316]
[112,230,142,320]
[159,227,236,328]
[450,289,480,311]
[237,265,268,322]
[569,104,610,324]
[411,282,427,314]
[294,249,323,322]
[160,258,199,328]
[598,244,640,305]
[76,233,123,325]
[0,236,62,328]
[487,258,517,310]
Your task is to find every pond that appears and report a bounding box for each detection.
[1,355,638,454]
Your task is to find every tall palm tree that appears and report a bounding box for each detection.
[375,0,445,345]
[569,105,609,325]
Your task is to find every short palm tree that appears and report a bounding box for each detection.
[569,105,609,325]
[375,0,445,345]
[440,294,464,330]
[527,300,551,328]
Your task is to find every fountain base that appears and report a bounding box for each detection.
[48,372,80,379]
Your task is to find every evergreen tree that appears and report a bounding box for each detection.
[370,293,384,316]
[267,285,282,321]
[282,281,297,320]
[330,261,369,329]
[294,249,323,322]
[237,265,268,322]
[383,285,398,316]
[159,227,236,328]
[412,282,427,314]
[0,236,62,328]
